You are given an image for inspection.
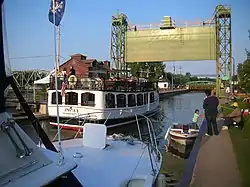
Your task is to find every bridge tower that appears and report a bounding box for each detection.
[110,12,128,76]
[214,5,232,97]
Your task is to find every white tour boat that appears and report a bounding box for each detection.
[48,73,160,130]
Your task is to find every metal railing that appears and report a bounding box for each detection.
[51,110,162,176]
[49,75,156,92]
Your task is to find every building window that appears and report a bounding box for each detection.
[65,92,78,105]
[128,94,136,107]
[105,93,115,108]
[117,94,126,108]
[144,93,148,105]
[150,92,155,103]
[81,92,95,107]
[164,84,167,87]
[137,94,143,106]
[51,92,62,104]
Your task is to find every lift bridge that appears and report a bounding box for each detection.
[6,70,49,104]
[12,70,49,88]
[110,5,232,98]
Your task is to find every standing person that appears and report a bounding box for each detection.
[69,66,76,76]
[192,109,201,124]
[62,68,68,83]
[191,109,202,128]
[203,90,219,136]
[225,85,230,103]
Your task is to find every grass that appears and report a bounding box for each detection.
[221,100,250,187]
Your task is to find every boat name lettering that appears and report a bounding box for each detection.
[64,107,79,113]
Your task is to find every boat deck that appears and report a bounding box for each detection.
[51,138,161,187]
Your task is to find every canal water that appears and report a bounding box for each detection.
[19,92,205,156]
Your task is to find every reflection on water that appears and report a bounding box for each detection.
[158,92,205,158]
[19,92,205,158]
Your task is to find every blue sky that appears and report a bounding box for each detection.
[4,0,250,75]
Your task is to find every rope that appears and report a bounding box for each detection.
[128,147,147,183]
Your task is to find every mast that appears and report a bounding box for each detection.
[57,25,60,71]
[0,1,6,113]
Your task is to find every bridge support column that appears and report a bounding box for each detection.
[215,5,232,98]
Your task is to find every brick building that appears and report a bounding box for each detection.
[59,54,110,78]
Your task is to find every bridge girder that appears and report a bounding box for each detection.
[110,12,128,76]
[12,70,49,89]
[185,80,216,85]
[110,4,232,98]
[214,5,232,98]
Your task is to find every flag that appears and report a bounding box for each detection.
[61,82,66,97]
[48,0,66,26]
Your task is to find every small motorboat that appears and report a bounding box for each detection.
[165,122,199,145]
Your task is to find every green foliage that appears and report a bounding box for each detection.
[246,29,250,60]
[237,59,250,92]
[128,62,215,84]
[127,62,166,82]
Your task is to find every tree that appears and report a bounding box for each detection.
[127,62,165,82]
[190,76,199,82]
[237,59,250,92]
[245,29,250,60]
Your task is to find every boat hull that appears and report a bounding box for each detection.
[169,129,199,145]
[49,107,160,131]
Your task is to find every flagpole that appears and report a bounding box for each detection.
[57,24,60,70]
[53,0,64,165]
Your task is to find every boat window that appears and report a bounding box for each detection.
[117,94,126,108]
[137,94,143,106]
[65,92,78,105]
[51,92,62,104]
[81,92,95,107]
[105,93,115,108]
[144,93,148,105]
[150,92,155,103]
[128,94,136,107]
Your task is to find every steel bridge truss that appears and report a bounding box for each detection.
[110,12,128,75]
[110,4,232,98]
[214,5,232,97]
[12,70,49,89]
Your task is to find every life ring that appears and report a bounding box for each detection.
[68,75,77,86]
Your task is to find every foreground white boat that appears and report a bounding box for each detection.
[1,111,162,187]
[52,121,162,187]
[0,112,80,187]
[165,122,199,145]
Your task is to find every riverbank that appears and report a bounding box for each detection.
[160,152,186,186]
[221,100,250,187]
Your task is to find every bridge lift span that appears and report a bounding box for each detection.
[110,5,232,98]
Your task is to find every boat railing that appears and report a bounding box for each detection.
[49,75,156,92]
[51,110,162,172]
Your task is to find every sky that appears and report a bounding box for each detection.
[3,0,250,76]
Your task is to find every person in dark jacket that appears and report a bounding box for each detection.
[203,90,219,136]
[69,66,76,76]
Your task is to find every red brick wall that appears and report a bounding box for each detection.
[59,58,95,78]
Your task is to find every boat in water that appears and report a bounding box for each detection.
[48,68,160,130]
[165,122,199,145]
[0,111,162,187]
